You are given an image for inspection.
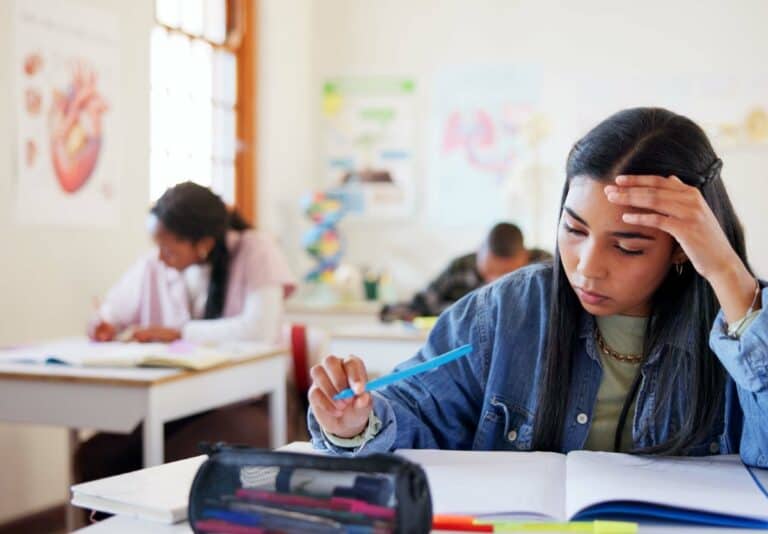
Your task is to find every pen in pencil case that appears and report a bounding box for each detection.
[240,466,395,507]
[212,502,390,533]
[194,518,265,534]
[333,344,473,400]
[202,497,388,530]
[236,489,396,520]
[275,468,394,505]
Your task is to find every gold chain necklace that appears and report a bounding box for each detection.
[595,328,643,364]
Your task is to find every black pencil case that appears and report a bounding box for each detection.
[188,442,433,534]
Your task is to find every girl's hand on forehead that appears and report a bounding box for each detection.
[603,174,741,282]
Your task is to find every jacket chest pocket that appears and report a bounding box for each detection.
[479,395,534,451]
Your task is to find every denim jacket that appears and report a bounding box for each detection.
[309,264,768,468]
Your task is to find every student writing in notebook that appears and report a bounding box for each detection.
[307,108,768,468]
[76,182,297,486]
[89,181,295,344]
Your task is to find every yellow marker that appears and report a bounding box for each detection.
[474,519,638,533]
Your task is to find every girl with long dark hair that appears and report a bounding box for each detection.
[90,181,295,343]
[307,108,767,467]
[76,183,296,486]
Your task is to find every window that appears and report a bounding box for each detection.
[150,0,252,215]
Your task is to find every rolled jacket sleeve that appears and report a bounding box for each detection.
[710,285,768,467]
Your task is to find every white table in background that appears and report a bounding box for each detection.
[0,347,289,530]
[329,323,429,377]
[285,299,381,330]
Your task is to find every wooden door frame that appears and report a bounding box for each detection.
[235,0,257,225]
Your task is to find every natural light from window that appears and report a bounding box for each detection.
[150,0,237,204]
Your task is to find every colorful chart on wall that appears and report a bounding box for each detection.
[321,77,416,219]
[427,66,548,237]
[13,0,120,226]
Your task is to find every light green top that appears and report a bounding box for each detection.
[584,314,647,452]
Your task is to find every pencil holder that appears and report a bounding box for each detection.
[188,442,432,534]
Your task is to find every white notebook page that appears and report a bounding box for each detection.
[566,451,768,521]
[396,449,566,519]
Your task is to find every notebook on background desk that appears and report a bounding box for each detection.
[0,338,276,370]
[399,449,768,529]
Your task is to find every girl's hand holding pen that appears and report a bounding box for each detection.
[308,355,372,439]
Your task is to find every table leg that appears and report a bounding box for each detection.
[143,414,164,467]
[269,382,287,448]
[66,428,80,532]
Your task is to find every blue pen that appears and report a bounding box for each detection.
[333,344,473,400]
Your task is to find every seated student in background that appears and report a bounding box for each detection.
[77,182,297,485]
[380,222,551,321]
[90,181,295,343]
[308,107,768,468]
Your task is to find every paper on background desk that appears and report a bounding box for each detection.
[0,337,277,369]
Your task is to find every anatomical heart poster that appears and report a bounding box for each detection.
[14,0,120,226]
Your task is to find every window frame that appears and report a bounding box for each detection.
[151,0,256,223]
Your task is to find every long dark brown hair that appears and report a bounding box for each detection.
[532,108,751,454]
[151,182,250,319]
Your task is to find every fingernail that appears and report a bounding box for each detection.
[604,185,617,193]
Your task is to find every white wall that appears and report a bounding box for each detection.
[257,0,315,276]
[0,0,154,522]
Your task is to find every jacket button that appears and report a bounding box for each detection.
[576,413,589,425]
[709,442,720,454]
[507,430,517,442]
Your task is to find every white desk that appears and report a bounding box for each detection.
[0,347,289,530]
[286,299,381,330]
[329,323,429,377]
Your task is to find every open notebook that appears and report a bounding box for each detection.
[0,338,275,370]
[398,449,768,529]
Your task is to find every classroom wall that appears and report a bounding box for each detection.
[0,0,154,523]
[257,0,316,277]
[264,0,768,295]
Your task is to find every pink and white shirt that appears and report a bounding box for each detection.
[95,230,296,343]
